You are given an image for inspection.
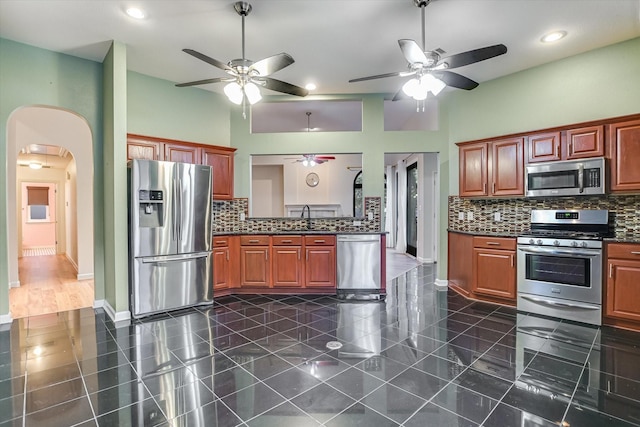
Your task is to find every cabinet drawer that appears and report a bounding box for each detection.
[473,236,516,250]
[304,235,336,246]
[272,236,302,246]
[240,235,270,246]
[608,243,640,260]
[212,236,229,247]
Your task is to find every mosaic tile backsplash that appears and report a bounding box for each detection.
[212,197,381,234]
[448,195,640,239]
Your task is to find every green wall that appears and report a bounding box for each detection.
[0,38,105,316]
[127,71,231,146]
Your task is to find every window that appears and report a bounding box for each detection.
[27,186,50,222]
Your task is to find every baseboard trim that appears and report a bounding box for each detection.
[417,257,434,263]
[434,279,449,289]
[77,273,94,281]
[101,300,131,323]
[9,280,20,288]
[66,253,79,272]
[0,312,13,325]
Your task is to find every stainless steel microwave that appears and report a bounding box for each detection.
[525,157,606,197]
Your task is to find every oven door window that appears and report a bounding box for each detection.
[528,170,578,190]
[525,253,590,287]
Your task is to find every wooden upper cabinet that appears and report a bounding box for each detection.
[490,137,524,196]
[202,146,236,200]
[526,132,561,163]
[566,125,604,159]
[459,142,488,197]
[127,136,162,161]
[610,119,640,192]
[164,143,200,164]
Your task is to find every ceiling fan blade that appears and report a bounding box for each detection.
[260,77,309,97]
[433,71,479,90]
[250,53,294,76]
[349,71,408,83]
[182,49,234,73]
[398,39,428,64]
[437,44,507,69]
[175,77,228,87]
[316,156,335,160]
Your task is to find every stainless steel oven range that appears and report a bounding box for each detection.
[517,209,610,326]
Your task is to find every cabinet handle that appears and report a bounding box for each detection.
[265,251,268,261]
[306,250,309,261]
[511,254,514,268]
[314,240,325,244]
[298,249,300,260]
[555,144,560,158]
[226,249,229,261]
[631,251,640,255]
[568,141,573,155]
[609,263,613,279]
[483,182,487,193]
[281,239,292,243]
[249,239,260,243]
[486,242,501,246]
[492,182,496,194]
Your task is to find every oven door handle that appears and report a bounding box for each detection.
[517,247,600,257]
[520,295,599,310]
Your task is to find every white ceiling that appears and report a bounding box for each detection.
[1,0,639,98]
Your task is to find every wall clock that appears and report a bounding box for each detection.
[306,172,319,187]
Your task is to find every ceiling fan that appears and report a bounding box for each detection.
[287,154,336,167]
[349,0,507,102]
[175,1,308,110]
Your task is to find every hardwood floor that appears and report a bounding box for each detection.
[9,254,94,319]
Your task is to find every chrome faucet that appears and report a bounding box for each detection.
[301,204,311,229]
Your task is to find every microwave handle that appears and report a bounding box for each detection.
[578,163,584,193]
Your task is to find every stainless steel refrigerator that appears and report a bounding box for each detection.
[128,159,213,318]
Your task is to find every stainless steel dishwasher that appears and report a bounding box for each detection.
[337,234,383,300]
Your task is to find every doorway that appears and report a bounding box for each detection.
[406,161,418,257]
[6,106,95,319]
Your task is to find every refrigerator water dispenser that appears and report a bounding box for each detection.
[138,190,164,228]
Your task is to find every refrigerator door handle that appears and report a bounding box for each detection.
[173,177,178,241]
[141,252,210,264]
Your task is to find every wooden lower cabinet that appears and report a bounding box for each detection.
[272,236,303,288]
[240,236,271,288]
[212,236,239,292]
[605,243,640,329]
[304,235,336,288]
[448,232,474,297]
[472,236,516,301]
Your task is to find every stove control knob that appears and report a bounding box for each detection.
[529,239,535,245]
[581,241,588,248]
[553,240,560,246]
[536,239,543,246]
[571,241,579,247]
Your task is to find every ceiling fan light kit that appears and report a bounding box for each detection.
[29,162,42,170]
[176,1,307,114]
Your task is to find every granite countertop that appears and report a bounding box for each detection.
[604,236,640,244]
[447,229,520,238]
[214,230,387,236]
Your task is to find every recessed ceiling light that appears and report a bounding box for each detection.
[126,7,146,19]
[541,31,567,43]
[305,83,317,91]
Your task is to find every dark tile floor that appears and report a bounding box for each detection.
[2,264,640,426]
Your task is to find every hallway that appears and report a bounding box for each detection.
[9,254,94,319]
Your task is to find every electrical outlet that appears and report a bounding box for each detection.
[494,212,501,222]
[458,212,464,221]
[353,220,362,226]
[467,211,474,221]
[367,212,374,221]
[239,212,246,221]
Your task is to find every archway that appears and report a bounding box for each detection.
[6,106,94,292]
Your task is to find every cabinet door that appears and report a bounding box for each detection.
[213,247,230,291]
[202,147,234,200]
[165,143,200,164]
[526,132,561,163]
[272,247,303,287]
[472,248,516,299]
[490,137,524,196]
[610,119,640,192]
[240,247,270,287]
[566,125,604,159]
[127,140,162,161]
[305,246,336,287]
[606,259,640,322]
[459,143,488,197]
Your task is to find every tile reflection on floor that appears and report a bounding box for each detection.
[2,264,640,426]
